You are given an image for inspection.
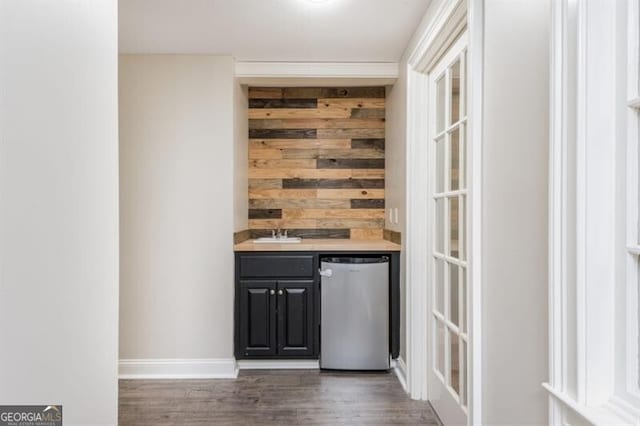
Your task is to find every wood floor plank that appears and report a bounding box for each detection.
[119,371,439,426]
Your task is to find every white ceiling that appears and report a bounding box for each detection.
[118,0,432,62]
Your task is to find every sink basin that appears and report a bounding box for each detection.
[253,237,302,244]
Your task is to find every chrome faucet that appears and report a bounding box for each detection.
[271,228,287,239]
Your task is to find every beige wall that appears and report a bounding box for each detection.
[234,81,249,231]
[481,0,549,423]
[0,1,119,424]
[387,0,549,421]
[119,55,235,360]
[385,0,447,363]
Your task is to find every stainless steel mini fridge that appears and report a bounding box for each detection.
[319,257,389,370]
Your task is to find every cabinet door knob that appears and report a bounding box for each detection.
[270,289,275,295]
[278,290,283,296]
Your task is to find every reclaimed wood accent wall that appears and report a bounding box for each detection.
[248,87,386,239]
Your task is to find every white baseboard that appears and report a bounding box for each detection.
[393,357,408,393]
[119,358,238,379]
[237,359,319,370]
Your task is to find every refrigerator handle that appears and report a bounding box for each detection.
[319,269,333,277]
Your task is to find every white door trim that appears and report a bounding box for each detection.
[405,0,483,424]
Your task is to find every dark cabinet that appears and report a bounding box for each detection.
[237,279,315,358]
[238,280,277,357]
[277,280,314,357]
[235,251,400,360]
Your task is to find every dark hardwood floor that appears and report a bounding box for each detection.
[119,369,440,425]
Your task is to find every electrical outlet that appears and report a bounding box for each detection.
[393,207,399,224]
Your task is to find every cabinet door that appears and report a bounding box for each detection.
[238,280,277,357]
[277,280,314,357]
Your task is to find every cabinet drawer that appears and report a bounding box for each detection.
[239,255,314,278]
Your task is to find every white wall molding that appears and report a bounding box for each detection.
[234,61,398,86]
[467,1,484,424]
[546,0,639,424]
[393,357,408,393]
[119,358,238,379]
[405,63,430,402]
[404,2,482,425]
[408,0,467,72]
[236,360,319,370]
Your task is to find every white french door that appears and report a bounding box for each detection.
[427,31,469,425]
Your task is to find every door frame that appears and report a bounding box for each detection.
[404,0,483,424]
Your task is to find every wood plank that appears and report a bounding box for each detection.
[281,149,384,160]
[233,229,251,244]
[250,139,350,149]
[351,199,385,208]
[249,199,351,209]
[249,118,385,129]
[317,218,385,229]
[248,179,282,189]
[317,128,385,139]
[351,228,384,239]
[384,229,402,244]
[317,189,384,199]
[282,87,386,98]
[282,179,385,189]
[318,98,385,109]
[249,219,317,229]
[249,148,282,159]
[248,209,282,219]
[283,209,385,219]
[351,108,386,119]
[316,148,385,159]
[120,370,440,425]
[248,168,353,179]
[249,99,317,108]
[248,87,282,99]
[249,129,316,139]
[250,159,316,169]
[248,108,350,119]
[317,159,384,169]
[351,138,385,149]
[352,169,386,178]
[251,228,351,239]
[249,189,317,199]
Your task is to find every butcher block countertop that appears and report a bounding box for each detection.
[234,239,401,252]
